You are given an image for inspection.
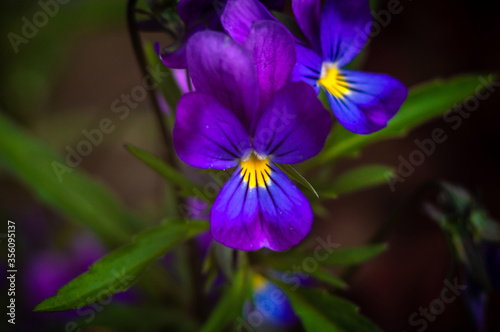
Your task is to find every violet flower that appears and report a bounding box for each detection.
[173,21,331,251]
[291,0,408,134]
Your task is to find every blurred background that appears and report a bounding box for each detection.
[1,0,499,331]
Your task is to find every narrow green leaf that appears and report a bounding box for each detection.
[275,163,319,198]
[317,74,491,162]
[284,287,382,332]
[34,220,208,312]
[0,112,138,246]
[309,269,348,289]
[263,244,385,274]
[319,165,394,198]
[125,144,202,198]
[200,265,251,332]
[322,244,387,266]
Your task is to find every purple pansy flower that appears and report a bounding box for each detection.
[291,0,408,134]
[221,0,408,134]
[173,21,331,251]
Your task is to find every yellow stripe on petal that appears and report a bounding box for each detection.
[240,152,270,188]
[318,63,350,99]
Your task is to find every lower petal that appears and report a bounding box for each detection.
[211,165,313,251]
[324,69,408,134]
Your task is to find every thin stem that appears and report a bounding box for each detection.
[127,1,205,321]
[126,0,176,168]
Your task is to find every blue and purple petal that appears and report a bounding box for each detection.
[325,69,408,134]
[211,164,313,251]
[292,0,321,51]
[174,92,251,169]
[254,82,331,164]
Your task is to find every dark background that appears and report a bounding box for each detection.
[1,0,499,331]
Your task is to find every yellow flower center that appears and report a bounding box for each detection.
[318,63,350,99]
[240,152,270,188]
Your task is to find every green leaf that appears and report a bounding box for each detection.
[316,74,489,163]
[125,144,202,198]
[275,163,319,198]
[263,244,386,273]
[200,264,251,332]
[309,269,348,289]
[319,165,394,198]
[278,286,382,332]
[34,220,208,312]
[322,244,387,266]
[0,112,139,246]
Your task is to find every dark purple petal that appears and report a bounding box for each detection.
[211,165,313,251]
[320,0,372,66]
[155,40,188,69]
[324,69,407,134]
[221,0,277,43]
[244,21,296,113]
[177,0,220,27]
[253,82,331,164]
[174,92,251,169]
[187,31,260,128]
[292,0,321,51]
[290,44,323,94]
[154,24,205,69]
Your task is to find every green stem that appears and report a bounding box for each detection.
[126,0,205,321]
[126,0,176,168]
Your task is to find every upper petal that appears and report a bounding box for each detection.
[221,0,277,43]
[320,0,372,66]
[323,69,408,134]
[253,82,331,164]
[292,0,322,52]
[187,31,259,129]
[290,43,323,94]
[210,164,313,251]
[243,21,296,113]
[174,92,251,169]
